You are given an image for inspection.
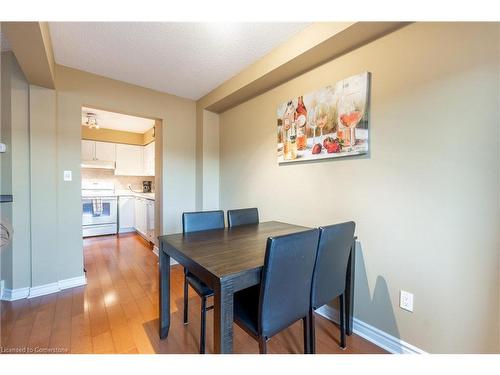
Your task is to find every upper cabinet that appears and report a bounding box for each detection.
[81,140,96,161]
[95,142,116,162]
[81,140,155,176]
[115,144,144,176]
[143,142,155,176]
[81,140,116,162]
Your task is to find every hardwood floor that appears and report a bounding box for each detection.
[0,233,386,354]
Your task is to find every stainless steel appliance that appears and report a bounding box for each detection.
[82,181,117,237]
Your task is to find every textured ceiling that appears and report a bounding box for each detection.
[49,22,309,100]
[82,107,155,133]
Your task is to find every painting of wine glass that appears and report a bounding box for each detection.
[276,72,370,164]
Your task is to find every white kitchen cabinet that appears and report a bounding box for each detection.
[115,144,143,176]
[146,199,156,244]
[95,141,116,162]
[82,140,153,176]
[118,196,135,233]
[133,197,155,244]
[81,140,116,162]
[81,140,95,160]
[143,141,155,176]
[134,197,148,237]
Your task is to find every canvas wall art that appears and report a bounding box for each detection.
[276,72,370,164]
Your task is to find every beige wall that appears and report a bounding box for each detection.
[0,22,3,295]
[219,23,500,353]
[143,126,155,145]
[1,52,31,290]
[81,126,146,145]
[55,65,196,281]
[1,51,14,289]
[1,57,196,292]
[3,22,55,89]
[201,110,220,210]
[81,125,156,146]
[29,85,58,287]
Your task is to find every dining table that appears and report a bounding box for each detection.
[158,221,356,354]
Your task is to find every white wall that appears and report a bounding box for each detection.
[219,23,500,353]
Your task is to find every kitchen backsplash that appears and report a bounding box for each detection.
[81,169,154,192]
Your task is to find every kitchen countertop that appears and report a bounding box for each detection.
[115,190,155,200]
[82,191,155,200]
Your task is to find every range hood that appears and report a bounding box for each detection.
[81,160,116,170]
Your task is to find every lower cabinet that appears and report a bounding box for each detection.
[118,195,155,244]
[146,199,156,245]
[133,197,155,244]
[134,197,147,238]
[118,196,135,233]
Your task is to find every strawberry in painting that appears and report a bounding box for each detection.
[312,143,322,154]
[323,136,343,154]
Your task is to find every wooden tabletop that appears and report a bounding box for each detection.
[159,221,311,279]
[158,220,357,352]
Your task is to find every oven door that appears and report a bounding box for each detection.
[82,197,117,226]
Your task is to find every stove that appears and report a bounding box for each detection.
[82,181,118,237]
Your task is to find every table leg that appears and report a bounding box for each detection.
[159,245,170,339]
[345,239,356,336]
[213,281,234,353]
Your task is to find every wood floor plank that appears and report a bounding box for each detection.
[0,233,386,354]
[27,294,58,350]
[48,290,73,352]
[92,331,116,354]
[87,292,111,338]
[70,312,93,353]
[110,326,137,354]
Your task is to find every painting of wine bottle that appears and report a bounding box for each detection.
[276,71,370,164]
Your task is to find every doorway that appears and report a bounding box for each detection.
[80,106,163,254]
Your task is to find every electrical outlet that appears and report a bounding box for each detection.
[400,290,414,312]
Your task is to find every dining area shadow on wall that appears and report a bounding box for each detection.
[317,242,403,353]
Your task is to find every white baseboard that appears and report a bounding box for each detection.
[152,245,178,265]
[1,275,87,301]
[1,287,30,301]
[58,275,87,290]
[28,282,60,299]
[119,227,136,234]
[315,304,426,354]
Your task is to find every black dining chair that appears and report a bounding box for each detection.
[182,210,224,353]
[233,228,319,354]
[309,221,356,352]
[227,207,259,227]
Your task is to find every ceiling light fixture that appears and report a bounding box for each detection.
[85,113,99,129]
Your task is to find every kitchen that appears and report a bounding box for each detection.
[80,107,159,252]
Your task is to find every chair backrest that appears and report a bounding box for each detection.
[182,210,225,233]
[311,221,355,310]
[227,208,259,228]
[258,228,319,338]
